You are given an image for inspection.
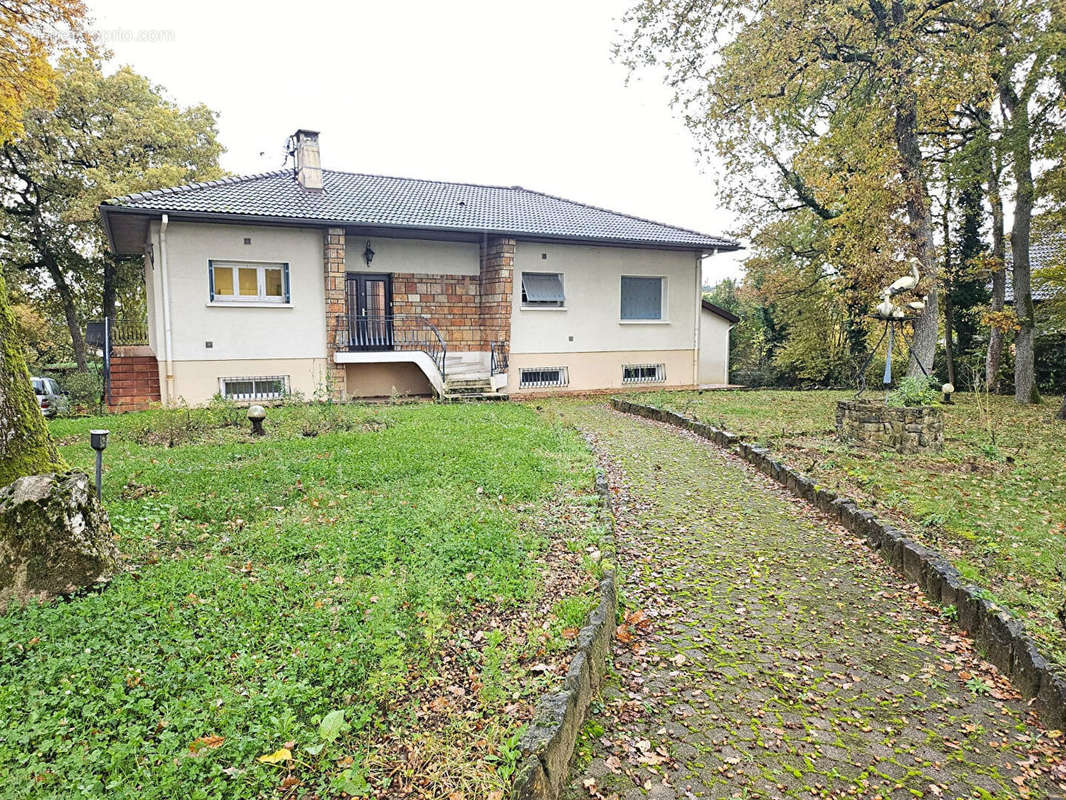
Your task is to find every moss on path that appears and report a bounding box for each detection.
[548,403,1065,800]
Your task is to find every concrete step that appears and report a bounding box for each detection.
[445,378,493,389]
[440,393,509,403]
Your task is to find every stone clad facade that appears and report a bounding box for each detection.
[835,400,944,454]
[323,227,348,400]
[390,273,482,349]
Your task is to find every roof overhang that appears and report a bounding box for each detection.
[99,204,743,257]
[701,299,740,323]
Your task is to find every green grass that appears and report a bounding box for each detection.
[0,402,595,799]
[628,389,1066,669]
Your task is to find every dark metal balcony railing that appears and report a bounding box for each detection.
[490,340,508,376]
[331,314,447,382]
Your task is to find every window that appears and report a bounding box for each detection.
[622,363,666,384]
[210,261,289,303]
[519,367,568,389]
[620,276,664,321]
[521,272,565,307]
[219,375,289,400]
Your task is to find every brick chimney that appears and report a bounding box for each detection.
[293,129,323,191]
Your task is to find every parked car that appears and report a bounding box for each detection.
[31,376,69,418]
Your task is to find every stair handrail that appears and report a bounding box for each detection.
[334,314,448,383]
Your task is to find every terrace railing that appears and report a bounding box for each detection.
[332,314,447,382]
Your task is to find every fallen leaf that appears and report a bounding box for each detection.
[257,748,292,764]
[189,735,225,753]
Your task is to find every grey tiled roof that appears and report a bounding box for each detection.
[1005,231,1064,302]
[102,169,737,250]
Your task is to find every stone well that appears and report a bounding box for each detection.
[835,400,943,454]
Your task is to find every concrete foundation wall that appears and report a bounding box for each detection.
[166,358,328,405]
[344,362,434,398]
[507,349,696,394]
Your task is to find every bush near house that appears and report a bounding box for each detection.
[0,403,605,799]
[631,389,1066,670]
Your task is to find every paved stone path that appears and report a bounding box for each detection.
[553,404,1065,800]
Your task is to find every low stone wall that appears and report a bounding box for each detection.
[835,399,943,454]
[611,398,1066,731]
[513,469,618,800]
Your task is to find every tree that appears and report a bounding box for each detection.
[0,272,66,486]
[982,0,1064,403]
[0,54,224,370]
[615,0,990,379]
[0,0,88,143]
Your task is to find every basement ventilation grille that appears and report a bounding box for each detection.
[622,363,666,384]
[519,366,569,389]
[219,375,289,400]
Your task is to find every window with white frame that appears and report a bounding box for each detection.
[519,366,568,388]
[620,276,664,321]
[219,375,289,400]
[209,261,289,303]
[521,272,565,307]
[622,363,666,384]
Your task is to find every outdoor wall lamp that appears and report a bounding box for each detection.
[363,240,375,267]
[247,404,267,436]
[89,429,109,500]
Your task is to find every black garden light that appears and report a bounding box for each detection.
[89,429,109,500]
[363,240,375,267]
[247,404,266,436]
[942,383,955,404]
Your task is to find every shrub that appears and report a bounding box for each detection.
[206,393,243,428]
[62,370,103,412]
[886,375,940,407]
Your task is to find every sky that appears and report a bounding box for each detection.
[87,0,746,286]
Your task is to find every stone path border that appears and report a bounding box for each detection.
[514,469,618,800]
[611,397,1066,732]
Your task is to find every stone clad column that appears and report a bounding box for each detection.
[323,227,347,400]
[479,236,515,357]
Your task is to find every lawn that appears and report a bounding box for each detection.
[0,401,608,799]
[628,388,1066,671]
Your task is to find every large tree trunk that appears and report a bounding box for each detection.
[942,183,956,387]
[0,273,68,488]
[894,91,938,377]
[102,258,116,326]
[43,255,88,373]
[985,157,1006,391]
[1003,87,1041,405]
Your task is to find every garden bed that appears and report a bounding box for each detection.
[0,402,611,799]
[627,389,1066,671]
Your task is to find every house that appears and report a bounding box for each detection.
[98,130,739,408]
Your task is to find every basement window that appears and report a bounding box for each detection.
[210,260,290,303]
[622,363,666,384]
[521,272,565,308]
[519,367,568,389]
[219,375,289,400]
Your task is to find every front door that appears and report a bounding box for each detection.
[346,273,393,350]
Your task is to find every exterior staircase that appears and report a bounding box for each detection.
[441,354,508,401]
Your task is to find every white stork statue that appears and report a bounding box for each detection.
[875,288,896,320]
[888,257,921,296]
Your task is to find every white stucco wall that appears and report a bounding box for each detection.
[699,308,732,384]
[344,235,479,276]
[145,220,327,403]
[148,221,326,362]
[510,242,701,356]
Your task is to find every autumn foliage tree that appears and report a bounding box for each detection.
[0,54,224,371]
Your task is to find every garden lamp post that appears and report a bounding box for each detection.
[942,383,955,404]
[89,429,109,500]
